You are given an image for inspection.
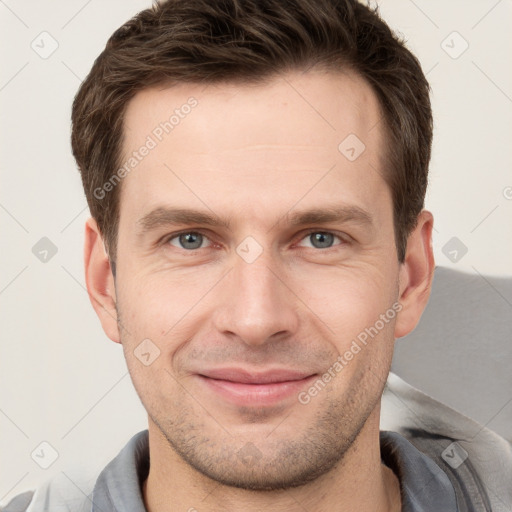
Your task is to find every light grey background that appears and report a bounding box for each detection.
[1,0,511,505]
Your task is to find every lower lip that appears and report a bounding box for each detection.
[197,375,317,407]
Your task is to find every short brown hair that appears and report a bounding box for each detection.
[71,0,432,263]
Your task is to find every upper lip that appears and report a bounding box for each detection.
[198,368,316,384]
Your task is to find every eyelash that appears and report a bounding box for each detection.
[162,229,349,251]
[298,229,348,247]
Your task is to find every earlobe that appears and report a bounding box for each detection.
[394,210,435,339]
[84,217,121,344]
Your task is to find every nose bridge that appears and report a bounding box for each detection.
[236,251,278,306]
[213,247,299,346]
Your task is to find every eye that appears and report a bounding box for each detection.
[297,231,343,249]
[168,232,211,250]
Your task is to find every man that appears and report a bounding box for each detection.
[4,0,511,511]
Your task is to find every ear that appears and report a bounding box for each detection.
[394,210,435,339]
[84,217,120,343]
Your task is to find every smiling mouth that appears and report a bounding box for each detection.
[196,369,317,407]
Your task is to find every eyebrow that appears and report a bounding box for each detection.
[285,206,374,228]
[137,207,231,235]
[136,204,374,237]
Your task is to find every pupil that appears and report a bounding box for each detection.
[180,233,202,249]
[311,232,333,249]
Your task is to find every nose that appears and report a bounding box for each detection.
[212,249,300,347]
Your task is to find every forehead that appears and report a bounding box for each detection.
[118,69,388,226]
[123,69,382,149]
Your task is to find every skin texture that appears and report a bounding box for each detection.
[84,69,434,512]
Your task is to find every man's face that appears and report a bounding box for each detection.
[114,70,402,489]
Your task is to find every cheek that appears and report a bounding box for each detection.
[292,265,397,341]
[290,263,399,392]
[115,267,228,400]
[117,266,221,341]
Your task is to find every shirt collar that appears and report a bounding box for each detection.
[380,430,458,511]
[91,430,149,512]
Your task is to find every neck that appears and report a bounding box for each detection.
[143,408,401,512]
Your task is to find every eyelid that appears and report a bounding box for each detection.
[161,229,215,248]
[294,229,349,248]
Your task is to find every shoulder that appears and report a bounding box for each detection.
[1,490,34,512]
[1,472,96,512]
[382,372,512,511]
[1,431,148,512]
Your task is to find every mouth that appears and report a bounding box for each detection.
[196,368,318,407]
